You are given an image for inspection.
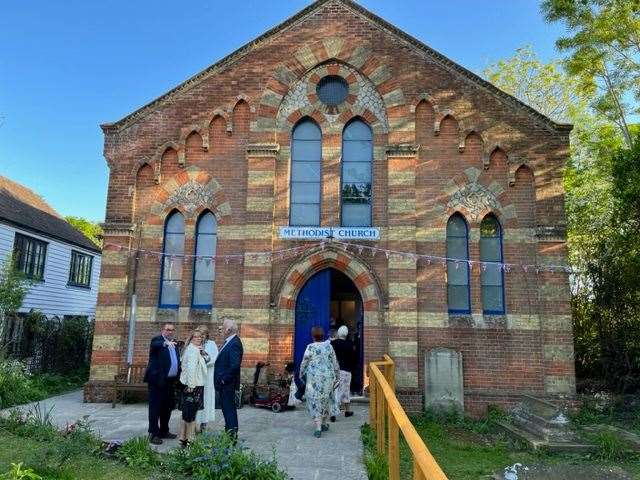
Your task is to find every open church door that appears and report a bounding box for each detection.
[294,269,331,374]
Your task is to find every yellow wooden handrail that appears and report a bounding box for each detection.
[368,356,448,480]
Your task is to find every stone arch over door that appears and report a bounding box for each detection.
[274,245,384,325]
[275,245,387,380]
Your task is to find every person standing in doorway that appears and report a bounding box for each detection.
[331,325,356,420]
[214,318,243,441]
[195,325,218,431]
[144,322,180,445]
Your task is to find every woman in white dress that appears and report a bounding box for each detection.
[195,325,218,431]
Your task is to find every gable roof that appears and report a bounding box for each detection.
[102,0,572,134]
[0,176,101,254]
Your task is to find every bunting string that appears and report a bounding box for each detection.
[103,240,575,274]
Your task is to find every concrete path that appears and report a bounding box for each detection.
[3,391,368,480]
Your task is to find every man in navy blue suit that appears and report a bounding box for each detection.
[214,318,243,440]
[144,322,181,445]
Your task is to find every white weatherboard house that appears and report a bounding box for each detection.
[0,176,101,319]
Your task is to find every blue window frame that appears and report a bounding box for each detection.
[341,119,372,227]
[290,118,322,226]
[159,211,184,309]
[446,214,470,314]
[192,211,217,309]
[316,75,349,106]
[480,214,505,314]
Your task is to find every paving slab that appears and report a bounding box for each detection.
[2,391,368,480]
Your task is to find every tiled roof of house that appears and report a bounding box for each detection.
[0,176,101,253]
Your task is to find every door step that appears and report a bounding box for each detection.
[351,395,369,404]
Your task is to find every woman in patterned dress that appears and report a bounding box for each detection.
[300,326,340,438]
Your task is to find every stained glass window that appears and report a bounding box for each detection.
[341,119,372,226]
[480,214,505,314]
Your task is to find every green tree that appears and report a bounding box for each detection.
[65,216,103,248]
[577,140,640,390]
[541,0,640,147]
[484,45,640,391]
[0,258,31,344]
[483,45,588,123]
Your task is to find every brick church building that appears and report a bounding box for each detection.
[86,0,575,414]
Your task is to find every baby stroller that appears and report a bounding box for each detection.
[248,362,291,413]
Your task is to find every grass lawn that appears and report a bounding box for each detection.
[0,431,151,480]
[398,414,640,480]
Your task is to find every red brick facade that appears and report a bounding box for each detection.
[85,0,575,414]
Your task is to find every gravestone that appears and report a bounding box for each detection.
[424,348,464,411]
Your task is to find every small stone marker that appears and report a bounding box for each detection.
[424,348,464,411]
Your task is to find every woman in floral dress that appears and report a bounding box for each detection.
[300,326,340,438]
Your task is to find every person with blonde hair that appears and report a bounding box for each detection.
[195,325,218,431]
[178,329,209,447]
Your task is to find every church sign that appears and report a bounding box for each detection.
[278,226,380,241]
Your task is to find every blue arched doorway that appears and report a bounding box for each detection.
[294,267,364,393]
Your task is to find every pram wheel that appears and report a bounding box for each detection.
[271,402,282,413]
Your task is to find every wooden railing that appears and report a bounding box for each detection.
[368,356,448,480]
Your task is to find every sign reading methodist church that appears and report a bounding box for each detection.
[279,226,380,241]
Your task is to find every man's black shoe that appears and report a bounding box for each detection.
[159,432,177,439]
[149,435,163,445]
[330,416,336,422]
[345,411,354,417]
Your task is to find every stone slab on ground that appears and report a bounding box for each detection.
[493,463,634,480]
[2,391,367,480]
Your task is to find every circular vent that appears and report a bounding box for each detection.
[316,75,349,106]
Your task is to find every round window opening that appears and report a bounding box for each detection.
[316,75,349,106]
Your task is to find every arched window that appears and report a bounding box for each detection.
[480,214,505,314]
[159,211,185,308]
[290,119,321,226]
[446,214,470,314]
[192,211,217,309]
[341,119,373,226]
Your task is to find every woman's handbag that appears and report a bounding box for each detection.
[181,387,204,422]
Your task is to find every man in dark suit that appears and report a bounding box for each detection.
[214,318,243,440]
[144,322,180,445]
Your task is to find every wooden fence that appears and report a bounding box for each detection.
[368,355,448,480]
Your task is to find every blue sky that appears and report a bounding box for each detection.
[0,0,565,222]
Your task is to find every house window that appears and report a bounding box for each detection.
[446,214,470,314]
[341,119,372,227]
[290,118,322,226]
[68,250,93,288]
[480,214,505,314]
[13,233,47,280]
[192,211,217,309]
[159,211,185,308]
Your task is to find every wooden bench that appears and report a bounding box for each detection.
[112,365,147,408]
